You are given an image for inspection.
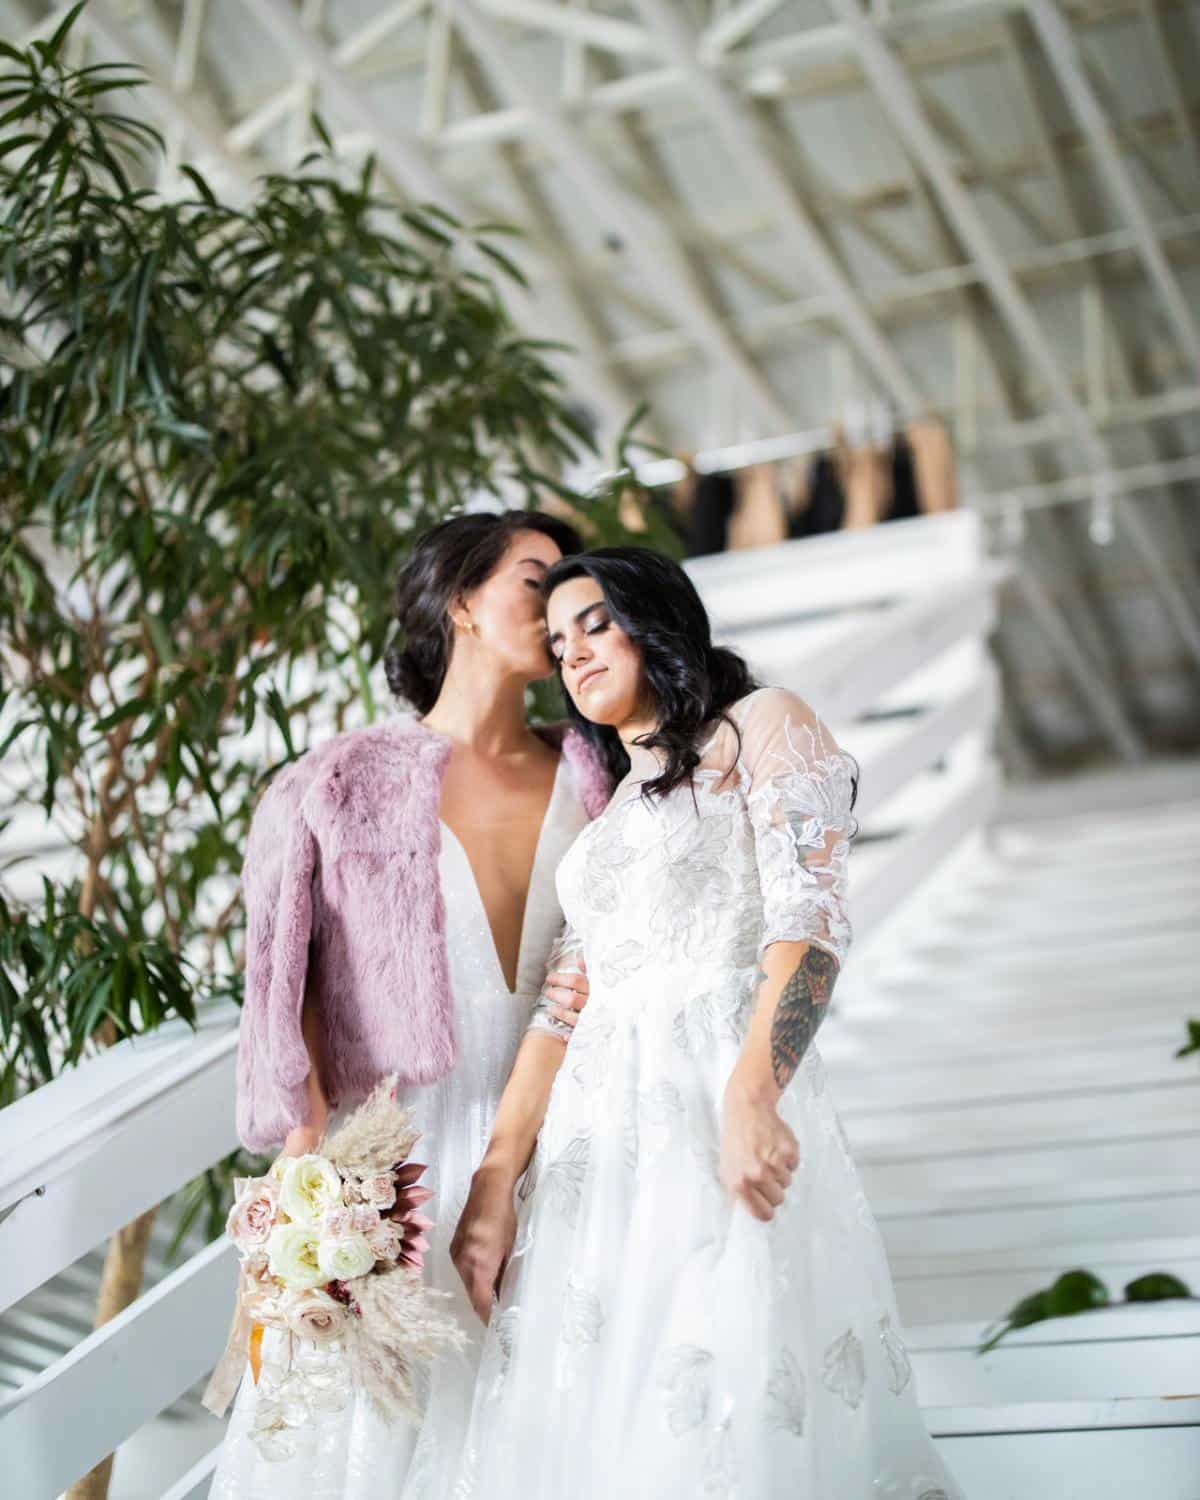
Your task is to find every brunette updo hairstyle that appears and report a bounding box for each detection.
[384,509,584,714]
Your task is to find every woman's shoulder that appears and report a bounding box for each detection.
[727,684,817,726]
[251,713,443,829]
[716,685,848,773]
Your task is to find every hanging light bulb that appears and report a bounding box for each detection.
[1088,475,1116,546]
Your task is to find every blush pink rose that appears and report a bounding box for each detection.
[366,1218,403,1262]
[359,1174,397,1211]
[226,1177,280,1251]
[282,1287,348,1344]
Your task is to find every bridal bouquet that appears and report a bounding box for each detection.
[203,1077,466,1461]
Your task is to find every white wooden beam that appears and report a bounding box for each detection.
[248,0,640,441]
[1136,0,1200,197]
[630,0,926,418]
[447,0,793,432]
[1025,0,1200,376]
[978,450,1200,514]
[604,212,1200,368]
[474,0,658,56]
[826,0,1200,677]
[451,38,664,446]
[701,0,788,57]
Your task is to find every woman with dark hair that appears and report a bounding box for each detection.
[211,511,612,1498]
[451,547,964,1500]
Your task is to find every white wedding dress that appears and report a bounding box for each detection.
[208,751,590,1500]
[454,687,965,1500]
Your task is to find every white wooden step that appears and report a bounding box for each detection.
[844,1077,1200,1157]
[933,1401,1200,1500]
[907,1305,1200,1405]
[877,1188,1200,1258]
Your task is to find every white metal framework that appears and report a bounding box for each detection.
[5,0,1200,763]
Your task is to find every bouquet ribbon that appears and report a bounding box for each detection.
[202,1266,257,1418]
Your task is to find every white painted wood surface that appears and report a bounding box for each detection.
[0,1239,237,1498]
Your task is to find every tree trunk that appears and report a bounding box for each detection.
[63,1206,158,1500]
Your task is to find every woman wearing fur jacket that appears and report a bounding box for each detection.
[209,509,612,1498]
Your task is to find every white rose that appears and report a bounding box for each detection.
[282,1287,349,1344]
[266,1222,326,1290]
[317,1232,377,1283]
[279,1154,343,1226]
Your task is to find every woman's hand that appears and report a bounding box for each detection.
[544,954,589,1031]
[280,1120,324,1160]
[451,1164,518,1323]
[719,1072,800,1223]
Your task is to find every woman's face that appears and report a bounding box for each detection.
[545,575,646,727]
[459,528,564,681]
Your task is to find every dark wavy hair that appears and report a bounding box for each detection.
[384,509,584,713]
[541,547,762,800]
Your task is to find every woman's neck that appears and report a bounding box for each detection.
[421,666,538,758]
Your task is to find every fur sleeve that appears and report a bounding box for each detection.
[235,764,320,1153]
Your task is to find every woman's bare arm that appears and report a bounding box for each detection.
[451,1031,568,1320]
[281,973,330,1157]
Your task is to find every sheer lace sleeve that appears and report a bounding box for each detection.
[525,919,586,1041]
[739,687,855,967]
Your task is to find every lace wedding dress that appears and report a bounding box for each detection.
[454,687,965,1500]
[208,753,590,1500]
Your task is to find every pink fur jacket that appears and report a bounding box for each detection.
[236,713,611,1152]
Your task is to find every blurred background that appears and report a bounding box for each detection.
[1,2,1197,1497]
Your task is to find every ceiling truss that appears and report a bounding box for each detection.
[9,0,1200,765]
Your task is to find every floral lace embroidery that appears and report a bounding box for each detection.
[766,1346,807,1436]
[672,970,758,1056]
[821,1327,867,1409]
[879,1314,913,1395]
[657,1345,715,1436]
[561,1276,605,1347]
[580,813,640,914]
[596,937,647,988]
[648,809,736,953]
[541,1135,591,1225]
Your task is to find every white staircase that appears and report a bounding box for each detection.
[824,788,1200,1496]
[2,513,1197,1497]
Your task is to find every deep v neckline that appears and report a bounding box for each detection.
[439,753,566,997]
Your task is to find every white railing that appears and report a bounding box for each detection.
[0,510,1002,1499]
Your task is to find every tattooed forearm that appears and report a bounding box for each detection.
[769,945,839,1092]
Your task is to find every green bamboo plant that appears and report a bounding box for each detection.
[0,13,662,1494]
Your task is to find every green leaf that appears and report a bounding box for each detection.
[1176,1019,1200,1060]
[473,238,529,288]
[1043,1269,1110,1318]
[44,2,90,63]
[310,111,334,150]
[178,163,218,207]
[1124,1272,1193,1302]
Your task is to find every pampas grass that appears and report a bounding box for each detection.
[349,1266,468,1422]
[322,1074,422,1177]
